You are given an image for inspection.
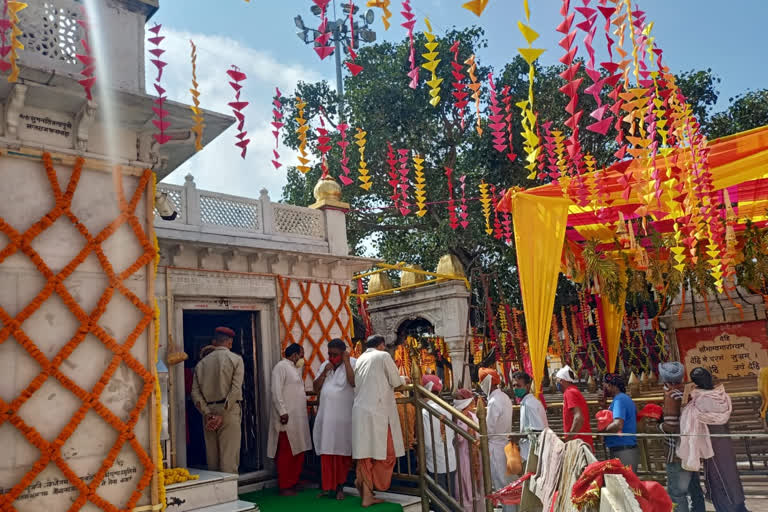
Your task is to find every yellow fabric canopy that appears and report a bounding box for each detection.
[511,192,570,395]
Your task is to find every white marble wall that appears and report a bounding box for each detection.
[0,156,155,510]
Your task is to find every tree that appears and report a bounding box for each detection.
[280,27,729,312]
[706,89,768,139]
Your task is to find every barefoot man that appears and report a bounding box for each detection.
[313,339,356,500]
[352,335,406,507]
[267,343,311,496]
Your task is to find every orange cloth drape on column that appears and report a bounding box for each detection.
[599,288,626,373]
[511,192,570,396]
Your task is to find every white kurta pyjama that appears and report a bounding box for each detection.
[313,358,357,456]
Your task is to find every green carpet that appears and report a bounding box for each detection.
[240,488,403,511]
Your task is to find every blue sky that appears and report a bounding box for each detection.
[153,0,768,199]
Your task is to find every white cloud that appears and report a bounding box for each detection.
[152,28,325,200]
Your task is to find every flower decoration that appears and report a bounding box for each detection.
[337,122,354,185]
[421,18,442,107]
[313,0,334,60]
[0,1,26,82]
[396,148,411,216]
[355,128,372,189]
[448,41,469,129]
[401,0,418,88]
[271,87,284,170]
[445,167,459,230]
[367,0,392,30]
[188,40,204,152]
[464,54,482,135]
[226,66,250,159]
[413,154,427,217]
[75,7,96,101]
[487,72,506,153]
[295,97,311,174]
[148,24,171,145]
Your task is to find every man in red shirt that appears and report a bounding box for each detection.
[555,365,593,449]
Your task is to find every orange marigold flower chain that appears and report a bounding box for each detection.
[0,154,158,511]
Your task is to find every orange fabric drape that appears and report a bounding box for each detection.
[511,193,570,395]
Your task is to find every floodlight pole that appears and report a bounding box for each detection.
[333,33,344,120]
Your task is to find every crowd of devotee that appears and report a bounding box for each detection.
[191,327,753,511]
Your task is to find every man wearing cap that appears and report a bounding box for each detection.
[267,343,311,496]
[658,361,705,512]
[191,326,245,474]
[598,373,639,472]
[479,367,515,512]
[352,335,406,508]
[554,365,593,449]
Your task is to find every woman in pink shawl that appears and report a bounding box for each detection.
[679,368,749,512]
[453,389,484,512]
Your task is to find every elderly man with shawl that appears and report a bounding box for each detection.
[657,361,705,512]
[352,335,406,507]
[267,343,311,496]
[479,367,515,512]
[678,367,750,512]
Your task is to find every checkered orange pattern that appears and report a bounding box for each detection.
[0,154,158,511]
[277,276,353,382]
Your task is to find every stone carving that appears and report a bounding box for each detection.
[199,192,261,231]
[273,204,324,239]
[18,0,83,67]
[73,100,97,151]
[4,84,28,139]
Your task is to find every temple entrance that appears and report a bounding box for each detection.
[182,310,264,474]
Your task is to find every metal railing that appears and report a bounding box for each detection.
[302,387,767,511]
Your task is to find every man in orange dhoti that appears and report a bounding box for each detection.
[267,343,311,495]
[352,335,406,507]
[313,339,357,500]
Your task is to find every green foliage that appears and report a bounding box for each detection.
[279,25,757,312]
[707,89,768,139]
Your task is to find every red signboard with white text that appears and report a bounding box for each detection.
[676,320,768,380]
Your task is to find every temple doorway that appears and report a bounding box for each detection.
[182,310,264,474]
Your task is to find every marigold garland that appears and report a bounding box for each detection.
[162,468,199,485]
[0,154,158,511]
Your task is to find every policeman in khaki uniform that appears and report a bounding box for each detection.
[191,326,245,474]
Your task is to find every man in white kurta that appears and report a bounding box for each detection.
[511,370,548,463]
[480,368,515,512]
[267,343,311,495]
[312,339,356,499]
[421,375,457,492]
[352,335,406,507]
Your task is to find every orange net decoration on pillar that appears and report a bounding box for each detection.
[277,276,353,382]
[0,153,159,511]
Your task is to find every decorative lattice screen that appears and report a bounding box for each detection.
[0,154,158,511]
[277,276,352,385]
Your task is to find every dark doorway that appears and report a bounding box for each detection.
[182,310,264,474]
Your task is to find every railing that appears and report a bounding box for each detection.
[154,176,327,242]
[303,387,767,511]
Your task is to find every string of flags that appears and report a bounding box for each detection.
[189,40,204,152]
[148,24,170,145]
[226,66,250,159]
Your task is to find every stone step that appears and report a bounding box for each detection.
[165,470,240,512]
[342,487,420,512]
[184,500,257,512]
